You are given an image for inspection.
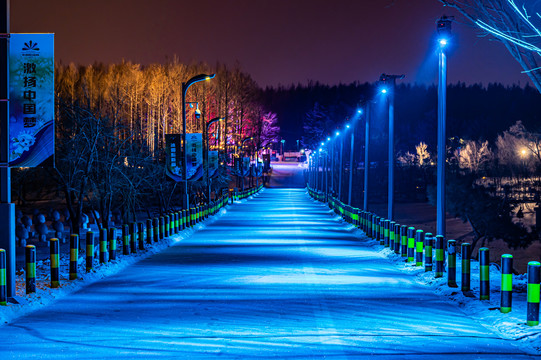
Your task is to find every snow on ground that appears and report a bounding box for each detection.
[0,205,234,325]
[322,196,541,356]
[0,185,538,359]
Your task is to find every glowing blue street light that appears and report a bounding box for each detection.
[381,88,388,94]
[357,109,363,114]
[435,14,453,238]
[346,124,350,129]
[379,73,405,221]
[335,131,340,136]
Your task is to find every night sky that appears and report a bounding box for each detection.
[11,0,530,88]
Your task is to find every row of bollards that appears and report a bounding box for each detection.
[307,187,541,327]
[0,187,254,304]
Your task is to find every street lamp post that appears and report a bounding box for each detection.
[436,15,453,238]
[314,150,319,191]
[380,73,404,221]
[363,103,371,211]
[181,73,215,210]
[321,148,329,201]
[338,130,344,202]
[327,138,334,193]
[331,134,337,196]
[348,120,356,206]
[205,117,224,203]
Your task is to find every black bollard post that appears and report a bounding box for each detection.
[461,243,471,292]
[526,261,540,326]
[435,235,444,278]
[479,247,490,300]
[424,233,433,272]
[415,229,424,267]
[25,245,36,293]
[447,240,457,288]
[0,249,6,305]
[109,227,116,261]
[86,231,94,272]
[50,238,60,288]
[130,222,137,253]
[123,224,130,255]
[153,217,159,241]
[100,228,108,263]
[146,219,153,244]
[69,234,79,280]
[500,254,513,313]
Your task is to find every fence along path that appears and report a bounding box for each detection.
[0,188,535,359]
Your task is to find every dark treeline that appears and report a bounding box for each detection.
[267,81,541,250]
[262,81,541,156]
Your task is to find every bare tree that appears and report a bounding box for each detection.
[54,100,100,235]
[453,139,493,172]
[416,142,431,166]
[397,151,416,166]
[439,0,541,92]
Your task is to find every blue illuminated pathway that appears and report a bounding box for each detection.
[0,187,536,359]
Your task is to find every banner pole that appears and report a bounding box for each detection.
[0,0,16,301]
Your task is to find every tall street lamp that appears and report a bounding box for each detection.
[240,136,253,191]
[362,104,371,211]
[348,119,356,206]
[181,73,215,210]
[314,149,319,192]
[338,126,348,202]
[436,15,453,238]
[379,73,404,221]
[206,117,224,203]
[331,133,338,197]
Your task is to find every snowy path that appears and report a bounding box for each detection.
[0,188,536,359]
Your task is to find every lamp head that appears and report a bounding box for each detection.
[335,131,340,136]
[437,15,453,35]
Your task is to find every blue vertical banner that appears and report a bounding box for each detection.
[186,133,203,181]
[9,33,54,167]
[208,150,219,178]
[165,134,183,182]
[243,157,250,176]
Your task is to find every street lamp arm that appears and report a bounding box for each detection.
[241,136,254,146]
[184,73,216,92]
[206,117,224,131]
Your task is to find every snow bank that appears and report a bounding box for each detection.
[343,219,541,355]
[0,208,228,326]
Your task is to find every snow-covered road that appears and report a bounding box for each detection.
[0,188,536,359]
